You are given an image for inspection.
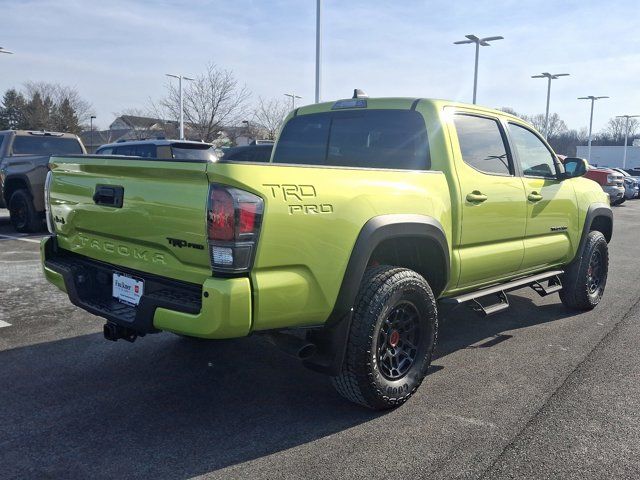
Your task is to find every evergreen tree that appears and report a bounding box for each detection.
[0,89,27,129]
[52,98,80,133]
[24,92,50,129]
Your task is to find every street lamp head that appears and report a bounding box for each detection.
[183,76,195,82]
[0,47,13,55]
[579,96,609,101]
[454,34,503,46]
[480,35,504,43]
[532,72,570,80]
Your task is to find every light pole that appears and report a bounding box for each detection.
[90,115,96,152]
[616,114,640,169]
[531,72,569,138]
[0,47,13,55]
[315,0,322,103]
[166,73,194,140]
[578,96,609,162]
[284,93,302,110]
[453,34,503,104]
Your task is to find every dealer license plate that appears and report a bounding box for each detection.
[112,272,144,306]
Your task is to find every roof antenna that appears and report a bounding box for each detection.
[352,89,368,99]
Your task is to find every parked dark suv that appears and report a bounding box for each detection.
[0,130,85,232]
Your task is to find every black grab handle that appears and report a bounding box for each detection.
[93,185,124,208]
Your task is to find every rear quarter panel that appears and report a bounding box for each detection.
[206,162,452,331]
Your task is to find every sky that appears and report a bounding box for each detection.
[2,0,639,131]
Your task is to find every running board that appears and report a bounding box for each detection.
[441,270,564,316]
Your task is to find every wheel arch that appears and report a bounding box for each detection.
[303,214,450,375]
[329,214,450,324]
[3,175,32,205]
[572,203,612,264]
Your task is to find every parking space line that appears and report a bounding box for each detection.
[0,320,11,328]
[0,234,43,244]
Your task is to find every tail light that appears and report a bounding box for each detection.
[44,170,55,234]
[207,184,264,274]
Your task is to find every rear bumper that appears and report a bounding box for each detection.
[40,236,252,339]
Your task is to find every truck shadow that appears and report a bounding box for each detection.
[0,292,579,479]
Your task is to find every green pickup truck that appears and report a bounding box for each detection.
[41,94,612,409]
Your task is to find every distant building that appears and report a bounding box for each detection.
[576,145,640,169]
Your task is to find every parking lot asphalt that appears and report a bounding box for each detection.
[1,203,640,480]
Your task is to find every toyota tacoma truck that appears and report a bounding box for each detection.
[41,94,612,410]
[0,130,86,232]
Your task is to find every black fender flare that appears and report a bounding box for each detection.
[304,214,450,375]
[572,202,612,263]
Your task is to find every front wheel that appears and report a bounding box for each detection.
[560,231,609,310]
[331,266,438,410]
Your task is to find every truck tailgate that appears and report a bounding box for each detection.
[48,156,211,284]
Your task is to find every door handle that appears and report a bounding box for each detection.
[528,192,543,202]
[466,191,488,203]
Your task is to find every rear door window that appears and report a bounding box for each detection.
[453,114,512,176]
[273,109,430,170]
[12,136,83,155]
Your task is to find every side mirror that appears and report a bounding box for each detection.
[561,157,588,179]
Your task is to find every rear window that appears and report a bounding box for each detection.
[272,109,430,170]
[113,144,157,157]
[12,135,83,155]
[171,143,216,161]
[223,145,273,162]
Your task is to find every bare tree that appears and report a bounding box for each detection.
[24,81,93,125]
[252,97,290,140]
[498,107,524,119]
[522,113,567,138]
[603,116,639,142]
[158,63,250,142]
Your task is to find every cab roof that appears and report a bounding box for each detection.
[294,97,524,124]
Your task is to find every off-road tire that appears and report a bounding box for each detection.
[9,189,42,233]
[331,265,438,410]
[560,230,608,310]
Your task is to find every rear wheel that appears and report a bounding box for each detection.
[560,231,608,310]
[9,189,42,233]
[331,266,438,410]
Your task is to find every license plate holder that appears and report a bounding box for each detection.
[112,272,144,306]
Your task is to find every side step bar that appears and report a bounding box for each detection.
[441,270,564,317]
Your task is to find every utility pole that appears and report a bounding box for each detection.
[531,72,569,138]
[315,0,322,103]
[578,96,609,162]
[166,73,194,140]
[453,34,503,104]
[616,114,640,169]
[284,93,302,110]
[90,115,96,152]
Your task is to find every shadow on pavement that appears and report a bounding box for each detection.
[0,291,580,479]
